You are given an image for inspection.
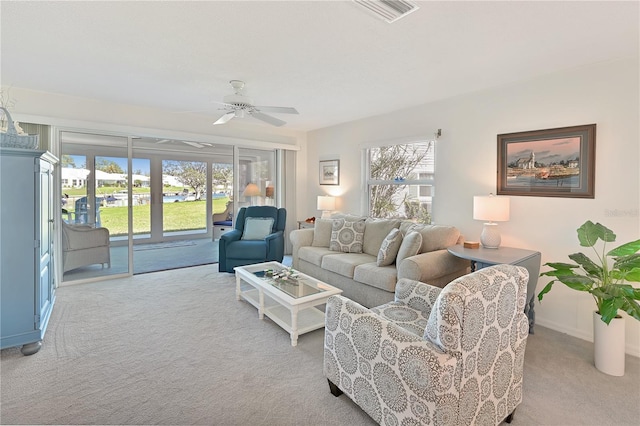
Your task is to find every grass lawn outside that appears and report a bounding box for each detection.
[95,197,229,236]
[63,186,187,198]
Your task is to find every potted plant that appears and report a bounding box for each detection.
[538,220,640,376]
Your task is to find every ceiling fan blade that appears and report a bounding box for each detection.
[182,141,204,148]
[254,106,299,114]
[212,101,235,108]
[250,111,286,127]
[156,139,171,144]
[214,112,235,125]
[171,109,208,114]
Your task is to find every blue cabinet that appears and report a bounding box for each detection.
[1,147,58,355]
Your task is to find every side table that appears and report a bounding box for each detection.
[447,245,541,333]
[297,220,315,229]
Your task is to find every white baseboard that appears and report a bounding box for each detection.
[535,318,640,358]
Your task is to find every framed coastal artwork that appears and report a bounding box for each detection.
[319,159,340,185]
[497,124,596,198]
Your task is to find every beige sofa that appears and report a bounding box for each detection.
[290,217,470,307]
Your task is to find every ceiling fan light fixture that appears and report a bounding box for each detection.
[222,93,254,107]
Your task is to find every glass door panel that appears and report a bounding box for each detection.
[131,158,151,238]
[238,148,276,208]
[161,159,207,236]
[60,154,88,224]
[95,155,128,235]
[212,157,234,226]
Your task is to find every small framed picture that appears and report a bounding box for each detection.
[497,124,596,198]
[319,160,340,185]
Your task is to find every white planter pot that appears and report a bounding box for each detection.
[593,311,625,376]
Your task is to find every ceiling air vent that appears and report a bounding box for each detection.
[353,0,419,23]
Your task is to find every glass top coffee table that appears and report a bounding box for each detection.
[234,261,342,346]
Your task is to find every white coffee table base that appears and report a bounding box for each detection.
[235,263,341,346]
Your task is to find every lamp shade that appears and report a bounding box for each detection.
[317,195,336,211]
[473,195,510,222]
[242,183,261,197]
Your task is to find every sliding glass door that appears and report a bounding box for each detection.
[59,132,280,280]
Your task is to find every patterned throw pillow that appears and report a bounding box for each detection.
[395,231,423,267]
[329,218,366,253]
[376,228,403,266]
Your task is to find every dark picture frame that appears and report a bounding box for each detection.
[497,124,596,198]
[319,159,340,185]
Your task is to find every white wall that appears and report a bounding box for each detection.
[306,57,640,356]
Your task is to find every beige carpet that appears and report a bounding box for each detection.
[1,265,639,425]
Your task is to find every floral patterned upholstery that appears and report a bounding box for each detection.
[324,264,529,425]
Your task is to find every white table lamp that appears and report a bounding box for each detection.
[473,194,510,248]
[317,196,336,219]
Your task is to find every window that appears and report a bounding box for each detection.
[366,141,435,222]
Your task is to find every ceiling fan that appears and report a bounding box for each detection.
[213,80,299,127]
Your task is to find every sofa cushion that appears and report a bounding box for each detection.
[417,224,461,253]
[396,231,423,267]
[311,219,333,247]
[330,218,366,253]
[399,220,419,236]
[330,213,367,222]
[401,223,461,253]
[376,228,403,266]
[322,252,376,278]
[298,245,333,267]
[353,263,398,292]
[363,218,401,256]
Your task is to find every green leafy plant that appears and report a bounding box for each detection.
[538,220,640,325]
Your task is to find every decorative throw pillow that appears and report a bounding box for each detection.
[363,218,401,256]
[311,219,333,247]
[376,228,403,266]
[329,218,366,253]
[401,222,425,236]
[241,217,274,240]
[395,231,423,267]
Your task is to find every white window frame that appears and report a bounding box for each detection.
[363,138,436,219]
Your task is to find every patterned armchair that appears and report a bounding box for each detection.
[324,264,529,425]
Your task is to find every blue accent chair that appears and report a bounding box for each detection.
[218,206,287,273]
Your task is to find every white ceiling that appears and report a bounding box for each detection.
[1,1,638,132]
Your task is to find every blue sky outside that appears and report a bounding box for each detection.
[67,155,150,175]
